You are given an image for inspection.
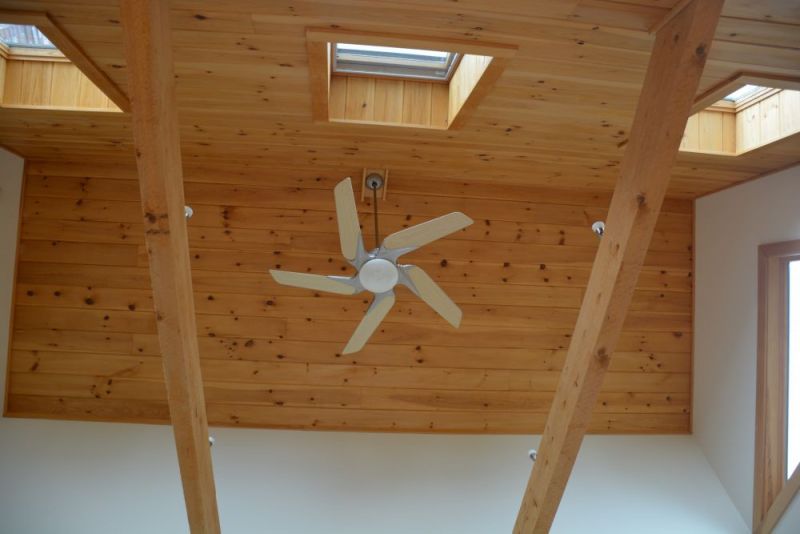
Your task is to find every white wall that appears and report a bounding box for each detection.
[0,148,745,533]
[695,164,800,529]
[775,494,800,534]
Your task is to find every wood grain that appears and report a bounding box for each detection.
[8,154,694,435]
[2,58,119,111]
[0,0,796,442]
[513,1,724,532]
[119,0,220,532]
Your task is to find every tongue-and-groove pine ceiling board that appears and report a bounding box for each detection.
[1,0,799,196]
[2,0,799,433]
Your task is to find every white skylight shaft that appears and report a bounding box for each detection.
[788,260,800,479]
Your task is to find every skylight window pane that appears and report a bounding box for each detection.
[0,24,55,48]
[333,43,458,81]
[788,259,800,479]
[723,84,767,103]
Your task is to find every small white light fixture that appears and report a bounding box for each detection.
[208,435,215,447]
[591,221,605,237]
[185,205,194,220]
[358,258,398,294]
[528,448,537,462]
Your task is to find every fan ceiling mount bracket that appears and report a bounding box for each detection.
[365,173,384,191]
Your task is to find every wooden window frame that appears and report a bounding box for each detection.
[755,239,800,534]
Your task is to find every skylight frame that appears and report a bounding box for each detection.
[0,23,56,49]
[723,83,768,104]
[331,43,461,83]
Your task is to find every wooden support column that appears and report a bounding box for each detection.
[119,1,221,533]
[513,1,724,532]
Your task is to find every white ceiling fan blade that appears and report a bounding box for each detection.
[269,270,360,295]
[402,265,462,328]
[342,291,395,354]
[334,177,362,262]
[382,212,473,253]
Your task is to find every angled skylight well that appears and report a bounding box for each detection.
[0,17,126,112]
[680,75,800,156]
[306,29,517,131]
[332,43,460,82]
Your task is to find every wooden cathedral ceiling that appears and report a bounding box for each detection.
[3,0,800,433]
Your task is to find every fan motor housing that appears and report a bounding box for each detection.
[358,258,398,293]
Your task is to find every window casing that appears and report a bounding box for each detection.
[755,239,800,532]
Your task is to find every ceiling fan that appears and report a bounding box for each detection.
[269,175,473,354]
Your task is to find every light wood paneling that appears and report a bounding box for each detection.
[738,90,800,154]
[1,58,119,111]
[330,76,444,129]
[0,0,798,435]
[449,54,492,122]
[7,160,694,434]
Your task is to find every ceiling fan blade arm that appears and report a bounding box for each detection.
[269,270,361,295]
[381,212,473,257]
[342,291,396,354]
[400,265,462,328]
[334,177,364,263]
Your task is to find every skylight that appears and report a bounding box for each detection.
[723,84,767,103]
[332,43,459,81]
[0,23,55,48]
[788,259,800,479]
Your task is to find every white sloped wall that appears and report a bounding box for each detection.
[695,163,800,530]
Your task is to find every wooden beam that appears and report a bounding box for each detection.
[513,1,724,532]
[648,0,693,34]
[119,2,221,533]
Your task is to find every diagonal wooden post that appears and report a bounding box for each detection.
[513,1,725,532]
[119,1,221,532]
